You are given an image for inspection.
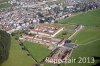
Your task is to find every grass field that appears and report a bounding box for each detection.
[1,36,34,66]
[72,26,100,44]
[57,9,100,66]
[57,9,100,45]
[0,2,12,9]
[24,42,51,63]
[55,24,76,39]
[59,9,100,27]
[55,31,68,39]
[62,39,100,66]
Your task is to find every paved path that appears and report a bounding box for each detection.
[68,25,84,40]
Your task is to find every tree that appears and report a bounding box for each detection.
[0,30,11,64]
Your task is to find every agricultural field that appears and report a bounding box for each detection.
[58,9,100,66]
[59,9,100,27]
[72,26,100,44]
[23,42,52,63]
[1,36,34,66]
[62,39,100,66]
[57,9,100,45]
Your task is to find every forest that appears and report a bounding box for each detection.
[0,30,11,64]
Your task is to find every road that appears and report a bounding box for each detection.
[68,25,84,40]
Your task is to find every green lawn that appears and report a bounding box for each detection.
[55,30,68,39]
[59,9,100,27]
[57,9,100,45]
[0,2,12,9]
[24,42,52,63]
[54,24,76,39]
[1,36,34,66]
[72,27,100,44]
[57,9,100,66]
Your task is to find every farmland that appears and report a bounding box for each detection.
[24,42,52,63]
[58,9,100,45]
[58,9,100,66]
[62,39,100,66]
[1,36,34,66]
[72,26,100,44]
[59,9,100,27]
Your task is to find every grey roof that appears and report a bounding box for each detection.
[64,43,77,48]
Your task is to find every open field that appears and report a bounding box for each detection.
[1,36,34,66]
[55,30,68,39]
[54,24,76,39]
[57,9,100,45]
[24,42,52,63]
[59,9,100,27]
[0,2,12,9]
[62,39,100,66]
[58,9,100,66]
[72,26,100,44]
